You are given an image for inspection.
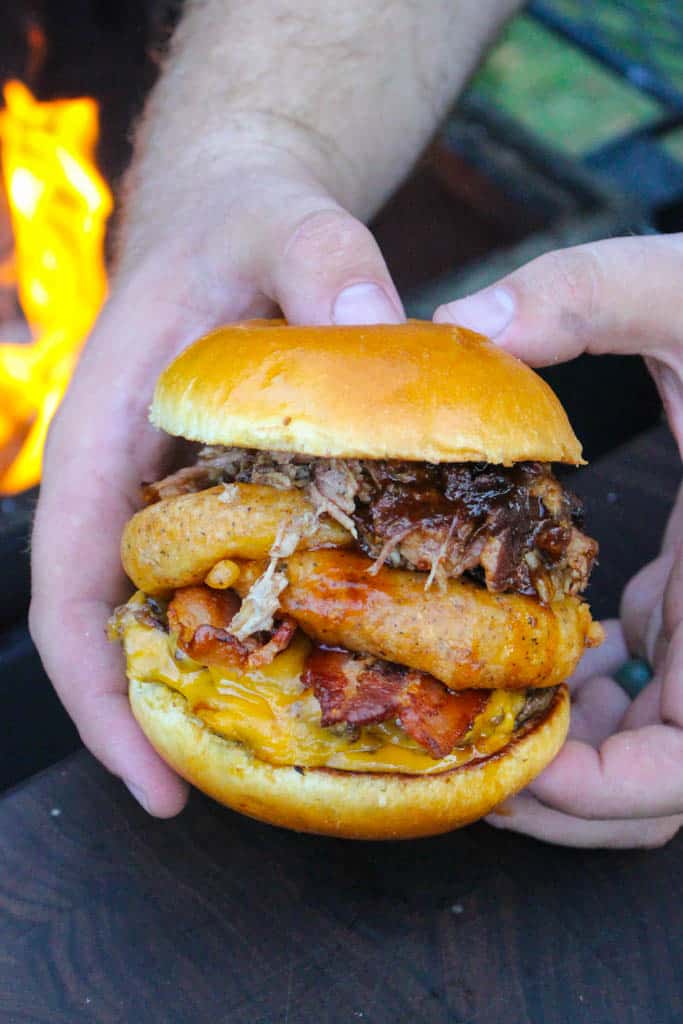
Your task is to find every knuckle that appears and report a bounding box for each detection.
[662,546,683,637]
[620,554,671,656]
[557,248,601,308]
[283,208,375,269]
[75,717,101,760]
[543,247,602,338]
[620,570,639,617]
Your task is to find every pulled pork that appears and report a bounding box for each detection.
[353,460,596,600]
[142,448,314,504]
[145,447,597,602]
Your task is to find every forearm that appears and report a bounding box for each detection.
[119,0,520,269]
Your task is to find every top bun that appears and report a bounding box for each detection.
[151,319,583,465]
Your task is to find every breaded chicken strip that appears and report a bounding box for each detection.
[121,483,351,593]
[236,550,602,691]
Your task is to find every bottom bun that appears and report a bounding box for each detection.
[130,678,569,839]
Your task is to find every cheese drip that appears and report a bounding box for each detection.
[117,593,527,775]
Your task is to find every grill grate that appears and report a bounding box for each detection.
[530,0,683,113]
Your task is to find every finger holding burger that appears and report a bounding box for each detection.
[437,233,683,848]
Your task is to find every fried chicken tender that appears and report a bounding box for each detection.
[121,483,352,594]
[236,550,602,691]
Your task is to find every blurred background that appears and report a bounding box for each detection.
[0,0,681,790]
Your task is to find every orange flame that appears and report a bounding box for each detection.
[0,80,112,493]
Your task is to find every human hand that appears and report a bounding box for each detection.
[29,153,403,817]
[436,234,683,847]
[28,0,522,817]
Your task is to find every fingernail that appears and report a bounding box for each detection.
[124,779,151,813]
[440,287,515,340]
[332,283,402,325]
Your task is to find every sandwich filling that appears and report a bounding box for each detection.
[114,447,600,773]
[144,447,597,602]
[113,592,554,774]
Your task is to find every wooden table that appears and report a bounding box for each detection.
[2,424,681,1024]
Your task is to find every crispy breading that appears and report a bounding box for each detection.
[236,550,603,691]
[121,483,352,594]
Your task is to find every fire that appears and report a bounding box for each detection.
[0,80,112,493]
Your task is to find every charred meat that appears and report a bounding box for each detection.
[145,448,597,602]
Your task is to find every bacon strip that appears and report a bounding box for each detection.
[398,676,488,759]
[302,649,402,727]
[167,585,296,669]
[167,586,240,644]
[302,646,490,758]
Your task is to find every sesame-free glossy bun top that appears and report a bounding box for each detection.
[150,319,583,465]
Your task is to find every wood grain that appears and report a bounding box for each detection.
[0,424,681,1024]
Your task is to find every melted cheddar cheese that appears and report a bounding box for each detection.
[117,593,527,775]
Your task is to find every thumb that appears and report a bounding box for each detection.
[282,209,403,326]
[434,234,683,449]
[434,234,683,364]
[237,184,404,326]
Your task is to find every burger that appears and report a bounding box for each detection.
[110,319,603,839]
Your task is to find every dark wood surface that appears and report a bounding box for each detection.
[1,424,682,1024]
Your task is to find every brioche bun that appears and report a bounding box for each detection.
[150,319,583,465]
[130,678,569,839]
